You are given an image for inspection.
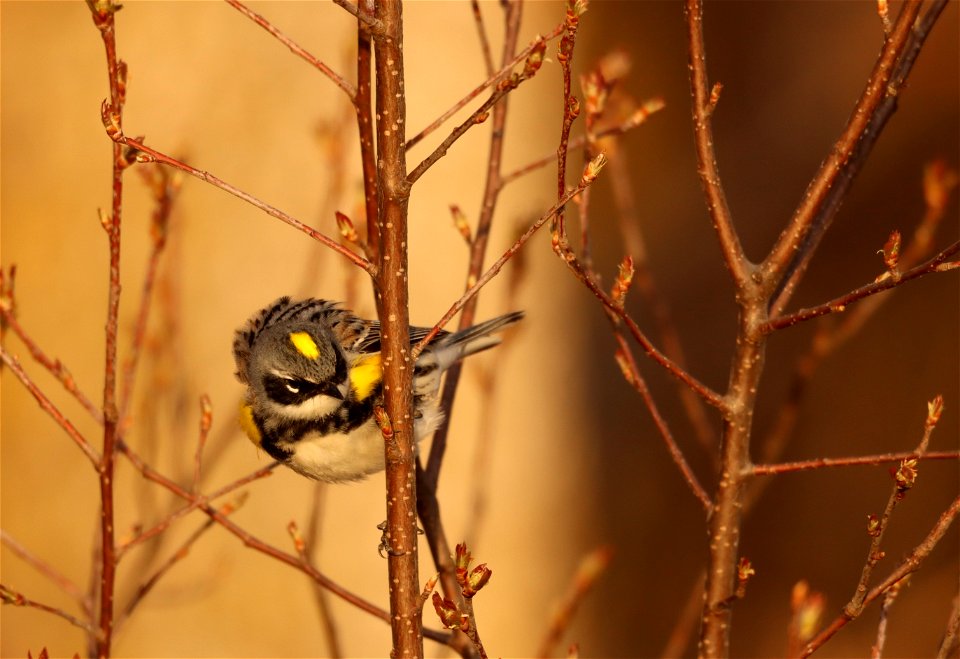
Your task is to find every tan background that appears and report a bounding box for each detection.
[2,1,957,657]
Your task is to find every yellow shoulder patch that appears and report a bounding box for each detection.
[289,331,320,360]
[350,353,382,401]
[238,402,263,447]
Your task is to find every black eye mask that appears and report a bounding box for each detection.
[262,374,343,405]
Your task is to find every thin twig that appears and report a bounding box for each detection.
[763,241,959,333]
[224,0,357,101]
[115,463,278,560]
[411,183,588,360]
[470,0,495,78]
[937,593,960,659]
[801,494,960,658]
[332,0,383,34]
[751,450,958,476]
[769,0,949,316]
[500,100,664,187]
[0,310,103,423]
[761,0,925,300]
[0,347,101,468]
[0,584,98,635]
[102,136,375,274]
[405,24,562,151]
[302,485,342,658]
[118,165,180,427]
[422,0,523,498]
[1,530,92,616]
[871,578,906,659]
[684,0,749,286]
[407,33,545,186]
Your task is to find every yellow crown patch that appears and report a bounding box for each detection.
[289,331,320,360]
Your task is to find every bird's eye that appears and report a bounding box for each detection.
[284,381,300,394]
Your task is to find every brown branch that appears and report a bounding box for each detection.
[500,100,664,187]
[801,493,960,658]
[422,0,523,494]
[116,442,393,623]
[118,166,180,426]
[0,347,101,468]
[607,137,716,456]
[115,463,278,561]
[407,31,544,186]
[301,485,343,658]
[684,0,749,286]
[763,241,959,333]
[0,308,103,424]
[224,0,357,101]
[355,0,379,260]
[88,3,127,653]
[761,0,925,299]
[102,135,376,274]
[332,0,384,34]
[751,450,958,476]
[769,0,949,316]
[938,593,960,659]
[612,332,713,513]
[411,183,588,361]
[405,24,562,152]
[370,1,422,656]
[844,399,940,620]
[470,0,495,78]
[1,584,98,635]
[1,530,92,616]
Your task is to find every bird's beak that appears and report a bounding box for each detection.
[320,382,344,400]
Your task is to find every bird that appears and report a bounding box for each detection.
[233,296,522,482]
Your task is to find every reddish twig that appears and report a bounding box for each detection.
[801,493,960,658]
[0,347,100,468]
[871,578,906,659]
[1,530,92,616]
[751,450,958,476]
[407,34,545,186]
[224,0,357,101]
[684,0,749,287]
[405,24,562,152]
[88,2,128,653]
[422,0,523,497]
[411,183,588,360]
[369,2,422,656]
[115,463,278,560]
[0,309,103,424]
[769,0,948,316]
[118,165,180,427]
[469,0,495,78]
[763,241,959,333]
[606,146,716,455]
[938,594,960,659]
[500,100,664,186]
[332,0,383,33]
[355,0,379,260]
[191,395,213,493]
[760,0,924,300]
[301,485,343,658]
[1,584,97,635]
[100,135,375,274]
[843,397,941,620]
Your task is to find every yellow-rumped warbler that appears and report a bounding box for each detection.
[233,296,522,482]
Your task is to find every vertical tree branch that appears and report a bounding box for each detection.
[371,0,421,655]
[356,0,380,259]
[684,0,750,287]
[88,1,126,655]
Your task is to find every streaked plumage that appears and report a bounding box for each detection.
[233,296,522,482]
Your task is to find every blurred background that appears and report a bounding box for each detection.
[2,1,957,657]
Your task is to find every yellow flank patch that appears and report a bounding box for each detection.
[238,402,262,447]
[350,353,382,401]
[289,331,320,360]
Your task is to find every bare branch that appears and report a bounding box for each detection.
[225,0,357,101]
[684,0,749,286]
